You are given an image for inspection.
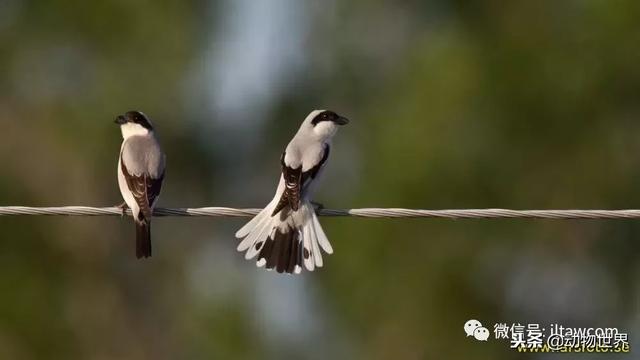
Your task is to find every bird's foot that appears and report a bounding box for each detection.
[311,201,324,214]
[115,202,128,217]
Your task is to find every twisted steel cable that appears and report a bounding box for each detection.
[0,206,639,219]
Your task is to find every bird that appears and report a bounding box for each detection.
[236,109,349,274]
[115,111,166,259]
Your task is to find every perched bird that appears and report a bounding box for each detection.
[115,111,166,259]
[236,110,349,273]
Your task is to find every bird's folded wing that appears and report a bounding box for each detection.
[272,153,302,216]
[272,145,330,217]
[121,159,164,220]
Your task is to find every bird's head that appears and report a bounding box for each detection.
[115,111,154,138]
[304,109,349,140]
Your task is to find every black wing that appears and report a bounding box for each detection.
[271,145,330,217]
[121,159,164,222]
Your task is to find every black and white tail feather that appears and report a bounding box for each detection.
[236,196,333,274]
[235,109,348,274]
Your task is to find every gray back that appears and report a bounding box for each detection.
[122,135,165,178]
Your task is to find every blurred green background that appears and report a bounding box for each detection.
[1,0,640,359]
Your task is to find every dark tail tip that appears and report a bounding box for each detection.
[136,221,152,259]
[258,227,302,274]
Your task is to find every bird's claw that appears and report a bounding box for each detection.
[115,202,128,217]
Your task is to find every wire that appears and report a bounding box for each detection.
[0,206,639,219]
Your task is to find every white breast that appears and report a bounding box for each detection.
[117,149,140,219]
[121,123,149,139]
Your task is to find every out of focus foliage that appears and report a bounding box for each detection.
[1,0,639,359]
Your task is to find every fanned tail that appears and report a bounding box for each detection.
[235,201,333,274]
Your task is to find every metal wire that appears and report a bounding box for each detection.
[0,206,640,219]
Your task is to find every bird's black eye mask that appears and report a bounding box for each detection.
[311,111,337,126]
[311,111,349,126]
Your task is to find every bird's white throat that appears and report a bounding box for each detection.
[120,123,150,139]
[312,120,339,140]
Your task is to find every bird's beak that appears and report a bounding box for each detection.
[114,115,127,125]
[335,116,349,125]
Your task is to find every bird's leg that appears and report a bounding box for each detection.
[115,202,129,217]
[311,201,324,215]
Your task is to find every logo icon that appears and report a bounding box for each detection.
[473,326,490,341]
[464,319,482,337]
[465,319,490,341]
